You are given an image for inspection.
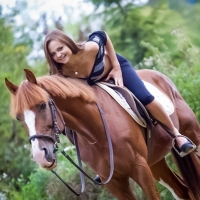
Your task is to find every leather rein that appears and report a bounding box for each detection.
[29,98,114,196]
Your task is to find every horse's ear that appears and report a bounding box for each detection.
[5,78,18,95]
[24,69,37,84]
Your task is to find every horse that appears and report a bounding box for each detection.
[5,69,200,200]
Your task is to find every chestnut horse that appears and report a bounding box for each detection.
[5,69,200,200]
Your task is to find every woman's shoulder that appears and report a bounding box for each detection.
[84,41,99,54]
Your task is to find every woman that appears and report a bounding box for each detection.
[43,29,195,157]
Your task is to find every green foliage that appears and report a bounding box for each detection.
[0,4,37,198]
[85,0,122,8]
[0,3,33,199]
[138,28,200,120]
[106,3,186,65]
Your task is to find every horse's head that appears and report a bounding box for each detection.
[5,69,64,170]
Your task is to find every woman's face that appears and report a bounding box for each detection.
[48,40,72,64]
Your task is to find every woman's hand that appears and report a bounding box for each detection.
[105,67,124,87]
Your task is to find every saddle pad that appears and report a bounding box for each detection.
[96,81,174,127]
[96,82,147,127]
[143,81,174,116]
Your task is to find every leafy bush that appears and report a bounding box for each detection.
[139,28,200,121]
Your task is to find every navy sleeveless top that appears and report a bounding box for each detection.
[87,31,107,85]
[86,32,155,107]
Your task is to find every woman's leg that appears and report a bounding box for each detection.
[145,99,185,146]
[117,54,196,156]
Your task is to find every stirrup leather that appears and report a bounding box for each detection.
[172,135,196,157]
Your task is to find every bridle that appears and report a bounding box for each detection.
[29,99,63,154]
[29,98,114,196]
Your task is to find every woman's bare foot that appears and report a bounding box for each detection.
[176,134,188,147]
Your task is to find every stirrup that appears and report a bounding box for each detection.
[172,135,196,157]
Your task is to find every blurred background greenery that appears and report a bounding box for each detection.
[0,0,200,199]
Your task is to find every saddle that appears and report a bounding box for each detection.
[95,81,155,147]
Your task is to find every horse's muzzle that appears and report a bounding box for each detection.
[33,147,57,170]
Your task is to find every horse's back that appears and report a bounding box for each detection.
[137,69,179,99]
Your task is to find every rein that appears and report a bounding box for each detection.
[29,98,114,196]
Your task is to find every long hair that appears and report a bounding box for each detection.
[44,29,84,75]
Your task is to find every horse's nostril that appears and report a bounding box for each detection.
[42,147,48,155]
[42,148,52,162]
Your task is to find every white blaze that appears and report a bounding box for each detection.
[24,110,37,137]
[24,110,46,167]
[24,110,42,160]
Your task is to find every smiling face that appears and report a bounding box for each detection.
[48,40,72,65]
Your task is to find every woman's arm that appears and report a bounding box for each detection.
[104,32,124,87]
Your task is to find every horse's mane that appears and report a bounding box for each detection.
[10,75,96,117]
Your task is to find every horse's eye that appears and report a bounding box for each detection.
[40,103,46,110]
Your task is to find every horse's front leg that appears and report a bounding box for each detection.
[130,155,160,200]
[104,177,137,200]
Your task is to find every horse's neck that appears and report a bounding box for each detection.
[52,96,106,144]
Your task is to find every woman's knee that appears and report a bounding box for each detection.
[140,95,155,106]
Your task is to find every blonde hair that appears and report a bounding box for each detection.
[44,29,84,75]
